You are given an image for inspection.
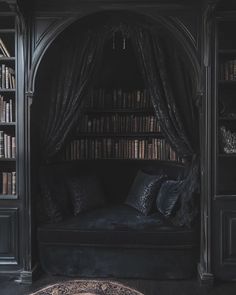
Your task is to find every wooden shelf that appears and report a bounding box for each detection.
[218,80,236,84]
[85,108,154,114]
[218,153,236,157]
[0,122,15,126]
[0,158,15,161]
[0,88,15,92]
[0,57,15,61]
[0,194,17,200]
[0,29,15,33]
[75,132,163,138]
[219,116,236,120]
[219,49,236,54]
[56,159,185,164]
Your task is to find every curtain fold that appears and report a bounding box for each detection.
[131,27,199,227]
[33,29,106,159]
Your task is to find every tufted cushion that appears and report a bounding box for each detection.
[125,170,167,216]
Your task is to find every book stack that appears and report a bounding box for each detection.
[0,95,14,122]
[0,131,16,158]
[0,37,10,58]
[78,114,161,133]
[219,59,236,80]
[0,64,15,89]
[65,138,181,161]
[1,171,16,194]
[88,88,152,109]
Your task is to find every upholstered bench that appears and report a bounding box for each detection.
[38,205,198,279]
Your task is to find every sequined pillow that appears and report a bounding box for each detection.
[67,175,105,216]
[156,179,184,217]
[125,170,167,216]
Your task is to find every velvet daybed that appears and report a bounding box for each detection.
[36,160,199,279]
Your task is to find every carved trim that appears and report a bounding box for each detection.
[203,2,217,67]
[220,210,236,265]
[198,263,214,286]
[170,16,197,49]
[28,11,201,96]
[16,263,42,284]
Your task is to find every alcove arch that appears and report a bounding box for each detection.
[29,9,203,279]
[29,10,201,95]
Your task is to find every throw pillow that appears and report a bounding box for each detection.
[39,182,64,224]
[156,179,184,217]
[125,170,167,216]
[66,175,105,215]
[38,173,72,224]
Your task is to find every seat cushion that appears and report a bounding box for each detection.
[38,205,198,247]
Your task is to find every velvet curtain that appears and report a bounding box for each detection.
[131,27,199,226]
[34,29,106,159]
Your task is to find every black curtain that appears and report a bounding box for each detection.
[131,26,199,226]
[33,29,106,160]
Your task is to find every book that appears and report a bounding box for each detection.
[0,37,10,57]
[12,171,16,194]
[2,172,7,194]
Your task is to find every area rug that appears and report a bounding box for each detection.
[29,280,144,295]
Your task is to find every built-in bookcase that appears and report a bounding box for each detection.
[216,19,236,196]
[0,14,16,199]
[61,36,182,163]
[63,88,182,162]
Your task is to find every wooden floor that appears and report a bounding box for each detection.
[1,274,236,295]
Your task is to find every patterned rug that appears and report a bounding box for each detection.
[29,280,144,295]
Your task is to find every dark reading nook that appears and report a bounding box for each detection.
[0,0,236,294]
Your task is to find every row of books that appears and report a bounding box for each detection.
[219,59,236,80]
[0,171,16,195]
[64,138,181,161]
[0,95,14,122]
[0,131,16,159]
[78,115,161,133]
[0,64,15,89]
[87,88,152,109]
[0,37,11,58]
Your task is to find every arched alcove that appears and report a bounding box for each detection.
[31,10,202,279]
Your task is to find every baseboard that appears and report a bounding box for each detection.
[16,263,42,284]
[197,263,214,286]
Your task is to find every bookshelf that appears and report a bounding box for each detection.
[0,14,16,199]
[63,88,181,162]
[216,19,236,196]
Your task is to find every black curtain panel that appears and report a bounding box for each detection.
[131,26,199,226]
[33,29,106,159]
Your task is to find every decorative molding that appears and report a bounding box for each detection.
[221,210,236,265]
[170,16,197,49]
[203,1,217,67]
[33,16,63,50]
[198,263,214,286]
[17,263,42,284]
[28,12,201,95]
[0,209,19,266]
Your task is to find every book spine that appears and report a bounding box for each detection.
[0,131,4,158]
[12,172,16,195]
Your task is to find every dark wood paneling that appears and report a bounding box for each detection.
[221,209,236,264]
[0,208,18,266]
[213,200,236,279]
